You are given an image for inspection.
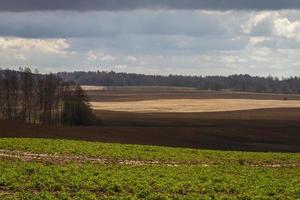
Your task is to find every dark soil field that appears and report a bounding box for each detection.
[1,107,300,152]
[86,87,300,102]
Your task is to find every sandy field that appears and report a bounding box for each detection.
[81,85,106,91]
[90,99,300,113]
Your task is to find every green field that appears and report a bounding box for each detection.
[0,138,299,199]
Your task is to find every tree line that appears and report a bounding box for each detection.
[0,68,98,126]
[59,71,300,94]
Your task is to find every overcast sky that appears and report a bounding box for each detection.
[1,1,300,76]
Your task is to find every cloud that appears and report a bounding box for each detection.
[274,18,300,40]
[86,51,116,62]
[114,64,128,70]
[243,11,300,43]
[243,12,275,35]
[1,0,300,11]
[0,11,231,38]
[1,9,300,77]
[86,52,97,61]
[1,36,300,77]
[0,37,73,72]
[248,36,271,47]
[14,54,26,60]
[0,37,70,54]
[125,56,137,62]
[101,54,116,62]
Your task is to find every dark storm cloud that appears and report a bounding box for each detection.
[1,0,300,12]
[0,11,233,38]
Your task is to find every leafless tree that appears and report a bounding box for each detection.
[0,68,97,126]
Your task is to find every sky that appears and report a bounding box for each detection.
[1,0,300,77]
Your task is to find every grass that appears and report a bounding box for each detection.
[0,138,299,199]
[90,99,300,113]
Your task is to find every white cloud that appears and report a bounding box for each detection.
[86,51,98,61]
[220,55,247,64]
[248,36,271,47]
[86,51,116,62]
[86,51,104,61]
[114,64,128,70]
[125,56,137,62]
[12,53,26,60]
[242,11,275,34]
[274,18,300,40]
[0,37,70,54]
[101,54,116,62]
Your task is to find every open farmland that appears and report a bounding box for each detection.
[91,99,300,113]
[0,138,299,199]
[1,87,300,199]
[3,1,300,198]
[85,86,300,102]
[1,87,300,152]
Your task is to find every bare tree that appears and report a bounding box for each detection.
[0,68,98,126]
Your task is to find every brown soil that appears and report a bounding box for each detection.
[1,107,300,152]
[87,89,300,102]
[0,149,181,166]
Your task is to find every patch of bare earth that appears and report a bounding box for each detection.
[0,190,13,197]
[0,149,181,166]
[0,150,298,168]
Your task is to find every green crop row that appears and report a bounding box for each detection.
[0,159,299,199]
[0,138,299,199]
[0,138,299,165]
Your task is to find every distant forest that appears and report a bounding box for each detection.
[59,71,300,94]
[0,69,98,126]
